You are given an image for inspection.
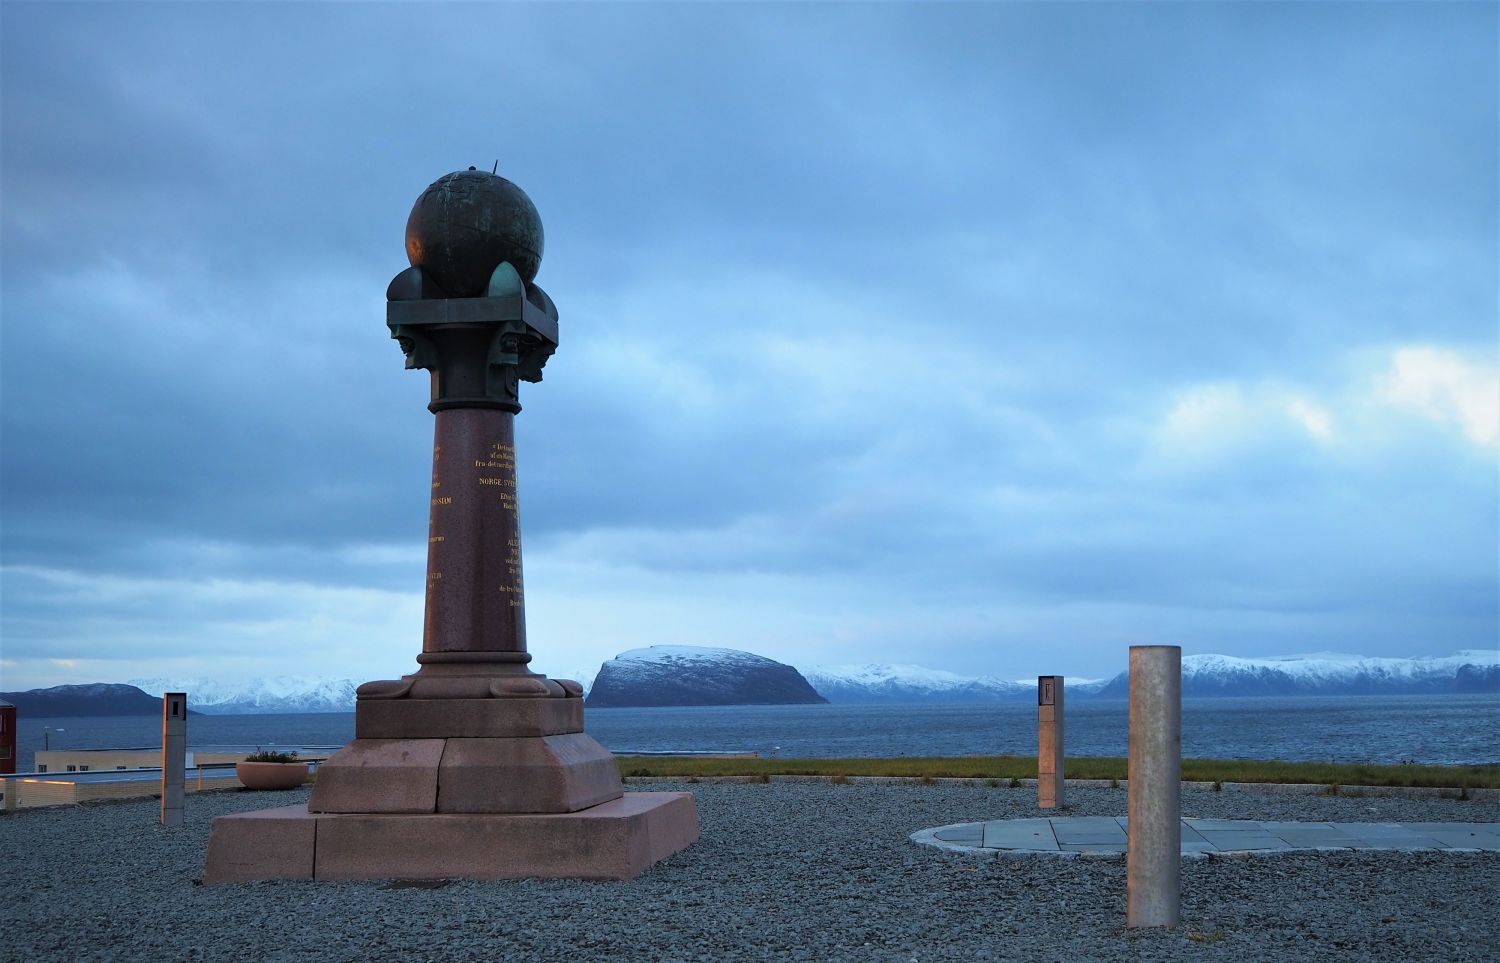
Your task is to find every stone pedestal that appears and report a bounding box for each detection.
[203,681,698,883]
[309,701,622,815]
[204,792,699,884]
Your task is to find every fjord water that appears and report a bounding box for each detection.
[12,695,1497,771]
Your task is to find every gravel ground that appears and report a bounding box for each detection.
[2,780,1496,963]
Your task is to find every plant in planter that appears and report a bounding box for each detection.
[236,749,310,790]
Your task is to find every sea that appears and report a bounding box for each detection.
[11,694,1498,772]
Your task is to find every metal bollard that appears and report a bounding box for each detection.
[1037,675,1064,808]
[1127,646,1181,928]
[161,692,187,827]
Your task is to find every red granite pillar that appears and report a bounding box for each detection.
[422,408,526,658]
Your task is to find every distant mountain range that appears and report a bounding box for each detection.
[130,676,362,714]
[1094,651,1500,698]
[813,651,1498,702]
[803,664,1059,703]
[5,648,1494,715]
[0,683,196,717]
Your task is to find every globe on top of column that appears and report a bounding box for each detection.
[405,168,544,295]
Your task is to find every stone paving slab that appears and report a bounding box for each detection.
[1052,834,1128,845]
[982,819,1058,851]
[1195,832,1291,850]
[1178,824,1211,844]
[1422,829,1500,849]
[1340,822,1425,835]
[911,817,1500,857]
[1275,830,1355,846]
[1342,837,1447,850]
[1051,825,1127,841]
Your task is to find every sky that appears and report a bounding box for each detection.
[2,1,1496,692]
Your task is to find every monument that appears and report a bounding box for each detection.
[203,169,699,883]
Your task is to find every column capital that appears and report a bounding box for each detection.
[386,263,559,413]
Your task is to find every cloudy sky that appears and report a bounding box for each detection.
[2,2,1495,692]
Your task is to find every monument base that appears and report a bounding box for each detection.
[202,791,698,885]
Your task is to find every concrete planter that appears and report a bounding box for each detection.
[236,761,310,790]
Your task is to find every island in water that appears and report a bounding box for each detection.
[585,646,827,708]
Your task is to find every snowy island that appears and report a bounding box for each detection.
[584,646,827,708]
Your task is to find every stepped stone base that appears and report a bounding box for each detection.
[308,732,624,814]
[202,792,698,884]
[206,670,699,884]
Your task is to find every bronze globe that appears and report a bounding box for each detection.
[405,169,544,296]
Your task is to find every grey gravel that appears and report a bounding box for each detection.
[2,780,1497,962]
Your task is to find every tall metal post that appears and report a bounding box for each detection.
[0,699,14,813]
[1037,675,1064,808]
[161,692,187,827]
[1126,646,1181,928]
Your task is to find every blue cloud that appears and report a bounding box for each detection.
[2,1,1494,687]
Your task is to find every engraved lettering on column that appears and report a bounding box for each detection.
[477,440,524,607]
[426,443,446,599]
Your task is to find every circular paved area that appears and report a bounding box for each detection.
[912,816,1500,857]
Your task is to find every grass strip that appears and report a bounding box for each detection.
[615,755,1500,789]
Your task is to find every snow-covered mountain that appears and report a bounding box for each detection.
[0,683,171,717]
[803,664,1026,703]
[803,652,1497,702]
[801,664,1106,703]
[1091,651,1500,697]
[585,645,826,707]
[129,677,361,714]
